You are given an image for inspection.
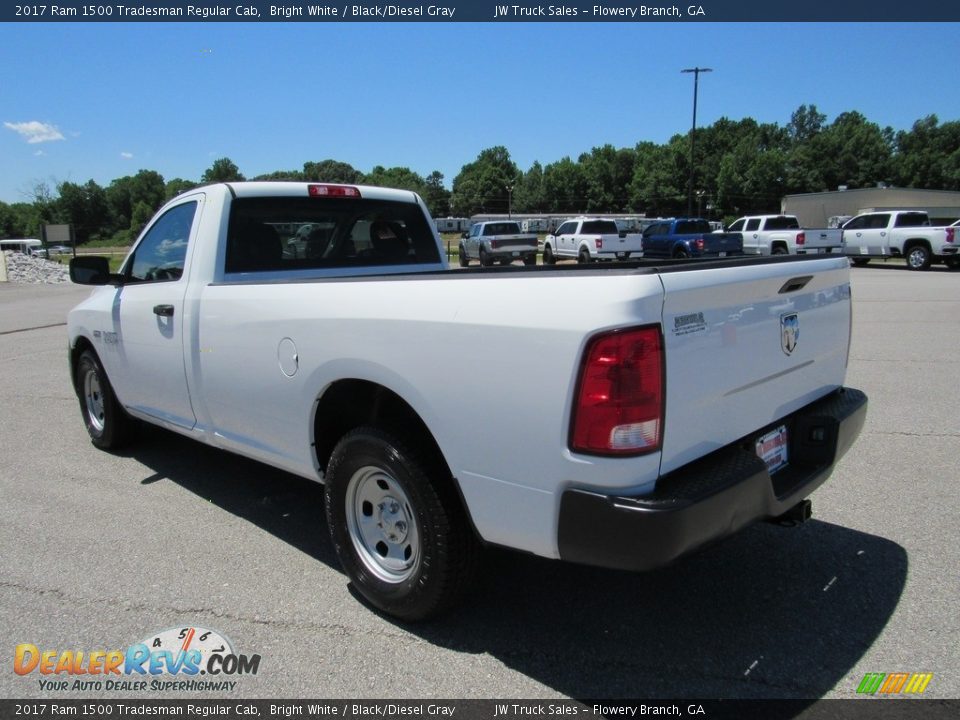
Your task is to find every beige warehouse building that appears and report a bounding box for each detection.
[782,187,960,227]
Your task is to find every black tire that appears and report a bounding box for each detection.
[75,349,134,450]
[673,247,690,259]
[324,426,479,621]
[523,254,537,266]
[543,245,556,265]
[945,258,960,270]
[578,247,591,264]
[905,244,932,271]
[771,245,788,256]
[458,244,469,268]
[850,258,870,267]
[479,246,493,267]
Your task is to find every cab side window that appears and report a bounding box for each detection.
[126,202,197,283]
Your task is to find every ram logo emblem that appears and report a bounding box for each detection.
[781,312,799,355]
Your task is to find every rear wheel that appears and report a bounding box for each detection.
[673,248,690,259]
[523,254,537,266]
[75,349,134,450]
[578,247,591,264]
[458,244,469,267]
[479,246,493,267]
[905,244,932,271]
[772,245,788,256]
[325,427,479,621]
[850,258,870,267]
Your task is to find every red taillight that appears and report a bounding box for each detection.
[490,240,499,249]
[308,184,361,198]
[797,232,806,246]
[596,237,603,249]
[570,326,664,456]
[947,227,955,243]
[694,237,704,252]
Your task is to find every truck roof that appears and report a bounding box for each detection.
[224,181,421,204]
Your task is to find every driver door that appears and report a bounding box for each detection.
[110,197,202,429]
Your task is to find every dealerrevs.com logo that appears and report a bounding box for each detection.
[14,626,261,693]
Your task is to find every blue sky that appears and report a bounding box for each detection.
[1,22,957,204]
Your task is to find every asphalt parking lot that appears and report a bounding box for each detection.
[0,263,957,702]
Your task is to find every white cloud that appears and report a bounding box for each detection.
[4,121,65,144]
[121,152,134,159]
[34,150,46,157]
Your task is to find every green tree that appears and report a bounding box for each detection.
[165,178,199,200]
[56,180,109,243]
[787,104,827,144]
[422,171,451,218]
[514,161,547,214]
[201,157,245,183]
[301,159,363,183]
[579,144,636,212]
[542,157,589,214]
[364,165,425,192]
[450,146,521,216]
[629,141,685,217]
[892,116,960,190]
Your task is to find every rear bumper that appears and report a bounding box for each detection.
[557,387,868,572]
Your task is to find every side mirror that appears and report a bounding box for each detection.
[70,256,117,286]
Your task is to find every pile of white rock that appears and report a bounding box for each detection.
[2,251,71,284]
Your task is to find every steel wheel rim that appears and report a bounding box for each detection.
[345,466,421,584]
[83,368,105,434]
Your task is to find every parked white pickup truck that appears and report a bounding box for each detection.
[842,210,959,270]
[726,215,843,256]
[458,220,538,267]
[542,217,644,263]
[68,182,867,620]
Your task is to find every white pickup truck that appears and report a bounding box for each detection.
[458,220,538,267]
[542,217,644,263]
[841,210,959,270]
[726,215,843,256]
[68,182,867,620]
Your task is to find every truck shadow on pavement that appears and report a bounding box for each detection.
[127,429,907,704]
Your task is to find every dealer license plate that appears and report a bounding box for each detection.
[756,425,789,474]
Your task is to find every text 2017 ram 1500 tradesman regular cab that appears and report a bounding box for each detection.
[68,182,867,620]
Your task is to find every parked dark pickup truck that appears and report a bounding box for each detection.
[642,218,743,259]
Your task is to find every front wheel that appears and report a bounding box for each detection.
[324,427,478,621]
[458,244,469,267]
[905,244,932,271]
[75,349,134,450]
[542,245,556,265]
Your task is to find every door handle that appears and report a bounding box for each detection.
[153,304,175,317]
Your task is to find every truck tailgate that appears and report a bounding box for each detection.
[658,256,851,475]
[801,228,844,252]
[705,232,743,255]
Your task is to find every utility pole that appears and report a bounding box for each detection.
[681,67,712,217]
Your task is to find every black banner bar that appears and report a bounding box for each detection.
[2,1,960,23]
[3,700,960,720]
